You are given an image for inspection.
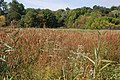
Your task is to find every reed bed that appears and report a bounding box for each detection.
[0,28,120,80]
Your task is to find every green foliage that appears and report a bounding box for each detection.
[42,9,57,28]
[85,17,111,29]
[83,11,120,29]
[0,0,7,15]
[64,9,81,28]
[109,10,120,18]
[54,9,65,27]
[73,15,87,28]
[0,41,14,79]
[19,9,58,28]
[84,11,101,29]
[20,9,38,27]
[6,0,24,25]
[93,5,110,16]
[0,0,120,29]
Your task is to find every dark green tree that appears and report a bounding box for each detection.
[0,0,7,15]
[81,7,92,15]
[111,6,118,11]
[55,9,65,27]
[6,0,24,25]
[42,9,57,28]
[93,5,110,16]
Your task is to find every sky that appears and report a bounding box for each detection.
[5,0,120,10]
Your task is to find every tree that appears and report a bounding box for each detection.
[65,7,70,11]
[93,5,110,16]
[85,11,102,29]
[18,8,45,28]
[6,0,24,25]
[73,15,87,28]
[20,9,38,27]
[81,7,92,15]
[111,6,118,11]
[42,9,57,28]
[0,0,7,15]
[55,9,65,27]
[109,10,120,18]
[36,9,45,28]
[64,9,82,28]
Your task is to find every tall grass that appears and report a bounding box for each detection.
[69,31,119,80]
[0,28,120,80]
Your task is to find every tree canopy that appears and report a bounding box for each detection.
[0,0,120,29]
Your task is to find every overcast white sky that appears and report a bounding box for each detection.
[5,0,120,10]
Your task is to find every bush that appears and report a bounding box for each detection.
[0,16,5,27]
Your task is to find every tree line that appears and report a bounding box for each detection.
[0,0,120,29]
